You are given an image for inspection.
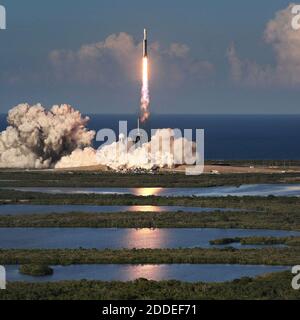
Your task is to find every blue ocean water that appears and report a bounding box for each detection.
[1,114,300,160]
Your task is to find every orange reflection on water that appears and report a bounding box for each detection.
[127,205,161,212]
[124,228,165,249]
[132,188,163,196]
[124,264,165,281]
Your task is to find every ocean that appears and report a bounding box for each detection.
[1,114,300,160]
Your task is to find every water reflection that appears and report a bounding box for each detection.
[5,264,290,283]
[124,228,166,248]
[10,184,300,197]
[127,205,161,212]
[0,228,299,249]
[132,188,163,196]
[0,204,238,216]
[119,264,167,281]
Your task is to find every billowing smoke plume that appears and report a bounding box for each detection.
[0,103,95,168]
[55,147,99,169]
[0,104,196,170]
[57,128,196,170]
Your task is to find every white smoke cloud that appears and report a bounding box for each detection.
[56,128,196,170]
[227,43,275,87]
[49,32,140,85]
[228,3,300,87]
[0,103,95,169]
[168,43,190,58]
[1,104,196,170]
[55,147,99,169]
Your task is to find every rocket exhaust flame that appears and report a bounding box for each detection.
[140,29,150,123]
[140,56,150,123]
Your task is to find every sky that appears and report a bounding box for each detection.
[0,0,299,114]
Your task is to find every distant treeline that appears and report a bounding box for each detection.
[206,160,300,167]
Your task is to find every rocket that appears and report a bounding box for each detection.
[143,28,148,57]
[135,117,141,145]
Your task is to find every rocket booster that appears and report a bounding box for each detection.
[143,28,147,57]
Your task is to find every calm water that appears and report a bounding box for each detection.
[0,228,298,249]
[0,205,237,216]
[11,184,300,197]
[5,264,290,283]
[2,114,300,160]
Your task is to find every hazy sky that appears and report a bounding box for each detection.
[0,0,299,114]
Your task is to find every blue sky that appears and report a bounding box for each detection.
[0,0,299,114]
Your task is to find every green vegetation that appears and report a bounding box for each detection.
[0,169,300,188]
[1,188,300,212]
[0,271,299,300]
[0,169,299,300]
[210,238,241,245]
[19,264,53,276]
[210,236,300,246]
[0,210,299,230]
[209,237,300,246]
[1,247,299,266]
[0,168,299,300]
